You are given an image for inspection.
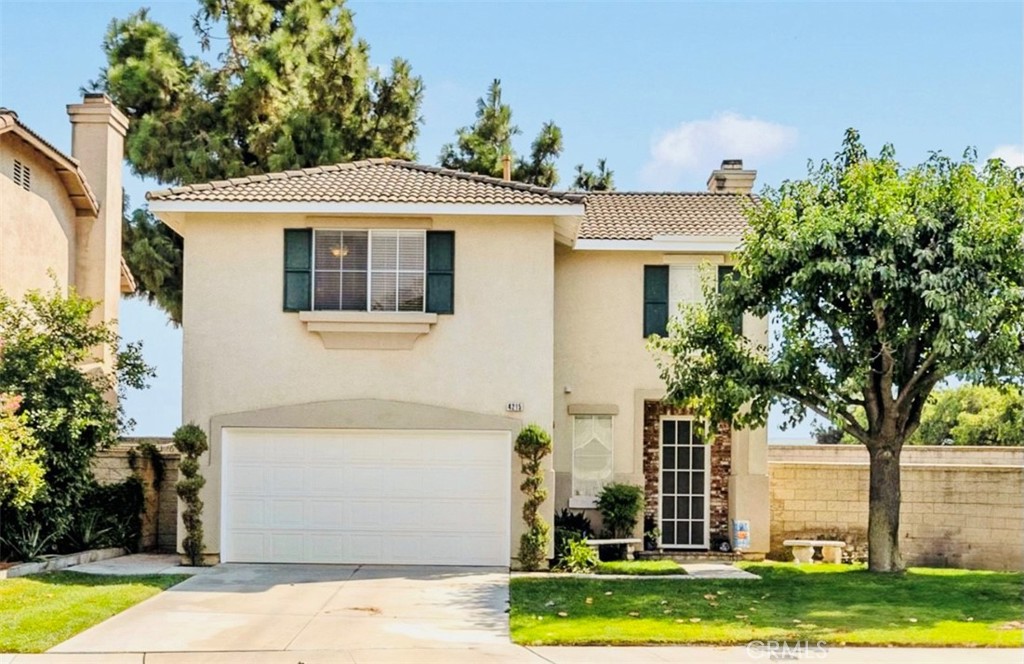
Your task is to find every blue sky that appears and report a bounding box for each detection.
[1,1,1021,438]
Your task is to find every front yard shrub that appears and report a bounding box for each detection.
[174,423,208,566]
[0,394,44,515]
[0,521,59,562]
[515,424,552,571]
[554,508,593,564]
[555,538,598,573]
[596,483,645,538]
[0,285,152,552]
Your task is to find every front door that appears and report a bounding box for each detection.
[659,417,709,549]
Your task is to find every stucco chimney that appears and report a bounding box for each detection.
[67,93,128,368]
[501,154,512,181]
[707,159,756,194]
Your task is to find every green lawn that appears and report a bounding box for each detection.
[594,559,686,576]
[511,563,1024,647]
[0,571,188,653]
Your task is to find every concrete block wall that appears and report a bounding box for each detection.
[768,445,1024,571]
[91,439,179,552]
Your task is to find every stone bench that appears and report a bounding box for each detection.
[783,539,846,564]
[586,538,644,561]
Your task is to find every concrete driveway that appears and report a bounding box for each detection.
[51,563,513,657]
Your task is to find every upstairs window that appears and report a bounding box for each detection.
[644,263,742,337]
[313,230,425,312]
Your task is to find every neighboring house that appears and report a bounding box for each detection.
[0,94,134,368]
[147,158,768,566]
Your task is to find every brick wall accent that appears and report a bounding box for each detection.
[769,446,1024,571]
[91,439,179,552]
[643,400,731,546]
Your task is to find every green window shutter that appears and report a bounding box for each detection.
[643,265,669,337]
[425,231,455,314]
[283,228,312,311]
[717,265,743,335]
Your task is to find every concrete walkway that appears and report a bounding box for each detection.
[5,646,1023,663]
[64,553,208,577]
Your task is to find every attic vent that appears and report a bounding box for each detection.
[12,160,30,191]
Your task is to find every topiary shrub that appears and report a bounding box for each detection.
[514,424,552,570]
[173,423,208,566]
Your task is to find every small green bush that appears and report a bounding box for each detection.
[0,521,58,562]
[554,508,593,563]
[515,424,552,571]
[597,483,645,538]
[174,423,208,566]
[555,538,598,573]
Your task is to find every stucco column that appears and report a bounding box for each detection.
[67,94,128,370]
[728,311,771,555]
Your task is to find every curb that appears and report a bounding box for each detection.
[0,547,125,579]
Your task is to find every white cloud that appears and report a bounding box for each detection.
[641,112,798,189]
[988,144,1024,168]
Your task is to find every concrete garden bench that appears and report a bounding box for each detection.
[783,539,846,564]
[586,538,643,560]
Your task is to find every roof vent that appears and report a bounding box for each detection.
[12,160,30,191]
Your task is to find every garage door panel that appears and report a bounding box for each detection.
[269,466,308,494]
[309,468,344,493]
[223,428,510,565]
[343,467,384,495]
[308,500,348,528]
[230,532,267,560]
[231,499,266,528]
[225,465,268,495]
[306,534,347,563]
[269,500,306,528]
[348,499,384,528]
[269,532,305,560]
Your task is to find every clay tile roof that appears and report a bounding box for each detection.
[577,191,755,240]
[0,109,99,216]
[147,159,584,206]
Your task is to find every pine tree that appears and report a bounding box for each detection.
[93,0,425,324]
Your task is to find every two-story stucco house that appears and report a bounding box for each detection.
[147,158,768,567]
[0,94,134,367]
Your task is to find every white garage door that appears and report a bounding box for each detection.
[221,428,511,565]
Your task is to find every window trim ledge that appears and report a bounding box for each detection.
[298,311,438,350]
[568,496,599,509]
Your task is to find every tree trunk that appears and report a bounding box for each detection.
[867,443,905,572]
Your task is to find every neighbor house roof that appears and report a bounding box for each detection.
[578,191,754,241]
[147,158,584,206]
[0,109,99,216]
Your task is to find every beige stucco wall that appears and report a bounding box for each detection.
[0,135,78,297]
[176,211,559,561]
[769,445,1024,570]
[552,244,771,551]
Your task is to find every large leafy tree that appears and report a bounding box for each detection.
[654,131,1024,572]
[93,0,425,324]
[439,79,563,187]
[0,286,153,543]
[911,385,1024,446]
